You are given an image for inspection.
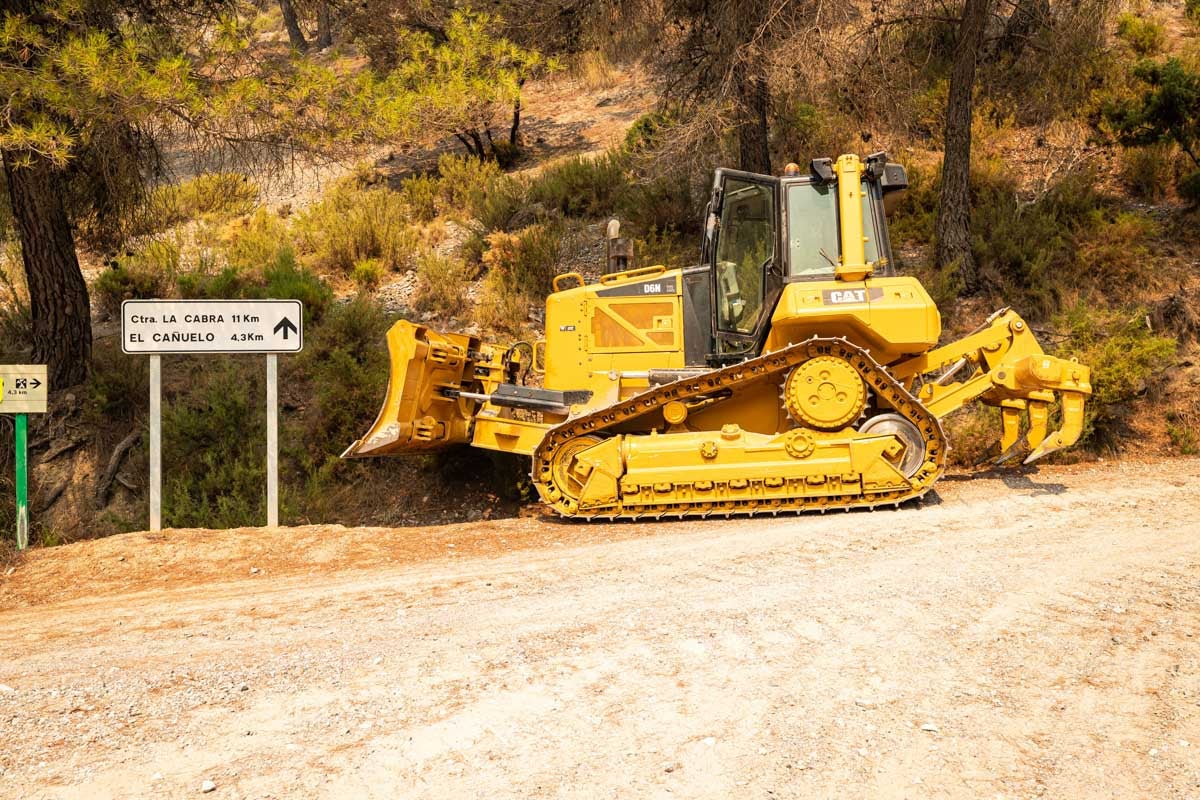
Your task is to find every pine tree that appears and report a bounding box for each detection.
[0,1,390,387]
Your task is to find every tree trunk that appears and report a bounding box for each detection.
[935,0,991,292]
[2,151,92,388]
[315,1,332,49]
[279,0,308,51]
[734,61,772,175]
[509,79,525,146]
[454,132,479,157]
[468,129,487,159]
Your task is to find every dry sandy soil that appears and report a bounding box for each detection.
[2,458,1199,799]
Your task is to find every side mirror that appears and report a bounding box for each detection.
[809,158,836,184]
[879,163,908,194]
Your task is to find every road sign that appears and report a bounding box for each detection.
[122,301,303,531]
[0,364,45,549]
[0,364,48,414]
[121,300,304,354]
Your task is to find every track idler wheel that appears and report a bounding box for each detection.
[785,356,867,430]
[859,413,926,478]
[549,435,604,504]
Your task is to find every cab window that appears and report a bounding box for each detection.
[785,180,881,278]
[715,178,774,334]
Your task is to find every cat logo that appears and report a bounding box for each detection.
[822,287,885,305]
[828,289,866,304]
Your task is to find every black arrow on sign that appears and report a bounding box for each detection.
[273,317,298,340]
[30,378,41,389]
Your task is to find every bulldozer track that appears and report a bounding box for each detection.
[531,338,948,519]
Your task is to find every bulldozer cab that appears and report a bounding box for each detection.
[701,157,901,363]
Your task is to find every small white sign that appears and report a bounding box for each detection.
[122,300,304,354]
[0,364,48,414]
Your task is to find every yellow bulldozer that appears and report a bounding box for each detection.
[343,152,1091,519]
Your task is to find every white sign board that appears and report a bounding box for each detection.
[0,364,48,414]
[122,300,303,354]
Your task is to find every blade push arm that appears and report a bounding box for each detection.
[890,309,1092,463]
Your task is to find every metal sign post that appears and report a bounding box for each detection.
[0,364,49,550]
[15,412,27,549]
[122,300,303,531]
[266,354,278,527]
[149,355,162,532]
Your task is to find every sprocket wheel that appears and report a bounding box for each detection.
[784,356,867,430]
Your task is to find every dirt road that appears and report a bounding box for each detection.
[2,459,1199,799]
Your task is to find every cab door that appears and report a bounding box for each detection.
[704,169,781,362]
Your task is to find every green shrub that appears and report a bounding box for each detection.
[294,180,417,273]
[167,172,259,220]
[1116,13,1166,56]
[474,173,529,232]
[1189,0,1200,22]
[770,99,823,157]
[528,152,629,218]
[481,223,561,298]
[437,153,504,216]
[352,257,386,289]
[887,159,939,247]
[1120,144,1174,200]
[969,167,1106,318]
[1166,411,1199,454]
[93,240,180,313]
[129,173,260,237]
[913,80,950,140]
[1055,304,1177,450]
[1179,170,1200,205]
[162,359,267,529]
[291,294,393,472]
[1104,59,1200,178]
[177,249,333,321]
[769,99,856,161]
[225,208,292,273]
[1075,210,1160,289]
[433,153,531,232]
[459,227,489,264]
[414,252,474,318]
[256,250,333,321]
[86,339,148,424]
[623,109,681,154]
[618,173,697,236]
[635,227,692,269]
[177,266,253,299]
[474,271,529,335]
[490,139,522,169]
[397,173,439,223]
[943,405,1002,466]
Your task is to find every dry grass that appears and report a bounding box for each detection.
[571,50,620,92]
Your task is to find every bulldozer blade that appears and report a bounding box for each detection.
[341,320,478,458]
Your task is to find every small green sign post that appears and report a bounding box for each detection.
[15,413,27,550]
[1,364,48,550]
